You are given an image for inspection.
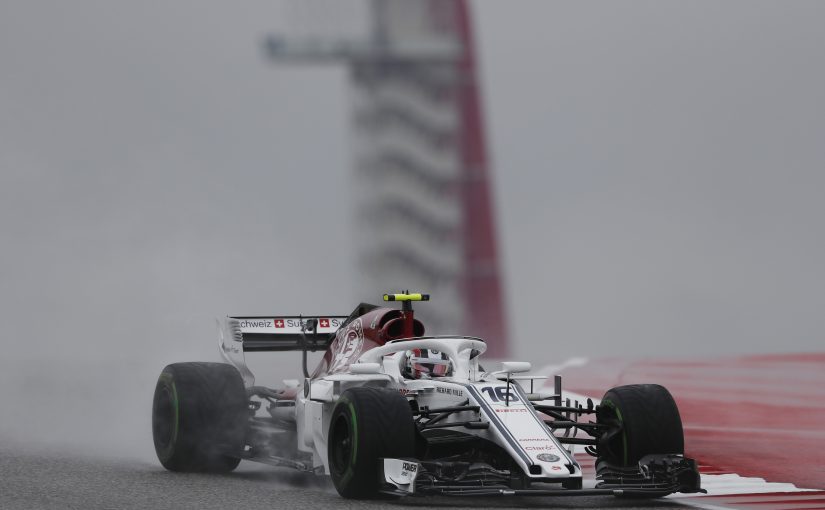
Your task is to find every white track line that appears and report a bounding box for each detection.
[671,473,815,498]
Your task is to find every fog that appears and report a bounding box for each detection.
[1,1,823,460]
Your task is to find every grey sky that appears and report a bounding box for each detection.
[2,0,824,371]
[477,1,825,357]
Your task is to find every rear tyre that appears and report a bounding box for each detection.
[152,362,248,472]
[596,384,684,466]
[328,387,415,499]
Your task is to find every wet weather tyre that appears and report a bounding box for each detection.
[152,362,248,472]
[328,387,416,499]
[596,384,684,466]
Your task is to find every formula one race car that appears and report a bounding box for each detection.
[152,293,703,499]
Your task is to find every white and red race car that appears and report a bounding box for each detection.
[152,293,702,499]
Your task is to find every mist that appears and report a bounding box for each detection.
[2,0,824,461]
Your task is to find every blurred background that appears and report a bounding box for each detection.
[1,0,824,461]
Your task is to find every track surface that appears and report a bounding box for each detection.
[0,446,684,510]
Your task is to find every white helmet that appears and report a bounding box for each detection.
[404,349,452,379]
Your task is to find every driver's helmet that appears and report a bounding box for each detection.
[404,349,452,379]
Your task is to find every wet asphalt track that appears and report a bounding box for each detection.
[0,447,688,510]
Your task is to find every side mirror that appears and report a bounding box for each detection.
[350,363,382,375]
[499,361,532,374]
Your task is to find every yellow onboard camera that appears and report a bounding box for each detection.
[383,293,430,302]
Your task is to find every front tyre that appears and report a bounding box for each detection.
[328,387,415,499]
[596,384,684,466]
[152,362,248,472]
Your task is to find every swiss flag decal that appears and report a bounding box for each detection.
[319,318,329,328]
[274,320,284,328]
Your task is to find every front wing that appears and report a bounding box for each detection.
[380,454,704,497]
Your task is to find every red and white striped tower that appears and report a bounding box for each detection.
[266,0,508,357]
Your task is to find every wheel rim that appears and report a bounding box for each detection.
[330,414,352,475]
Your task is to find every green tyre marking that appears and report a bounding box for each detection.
[170,380,180,449]
[348,401,358,467]
[335,397,356,486]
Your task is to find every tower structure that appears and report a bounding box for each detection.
[266,0,508,357]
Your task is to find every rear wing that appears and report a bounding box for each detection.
[227,316,347,352]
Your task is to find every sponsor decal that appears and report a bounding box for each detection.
[238,317,342,334]
[520,438,549,442]
[525,446,558,451]
[401,462,418,474]
[238,319,273,329]
[552,466,562,471]
[329,319,365,373]
[436,387,464,397]
[495,408,527,413]
[536,453,561,463]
